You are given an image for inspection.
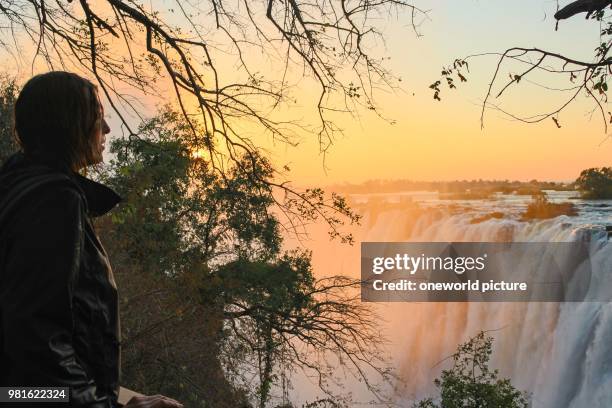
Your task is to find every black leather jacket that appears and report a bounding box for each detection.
[0,152,122,407]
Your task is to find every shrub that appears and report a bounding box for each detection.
[521,192,577,220]
[413,331,529,408]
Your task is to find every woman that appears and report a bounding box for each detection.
[0,72,182,408]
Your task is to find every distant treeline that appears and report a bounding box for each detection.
[329,179,575,195]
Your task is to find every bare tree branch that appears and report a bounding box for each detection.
[431,5,612,133]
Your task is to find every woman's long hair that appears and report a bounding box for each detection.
[13,71,102,171]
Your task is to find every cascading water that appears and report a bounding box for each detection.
[288,191,612,407]
[355,192,612,407]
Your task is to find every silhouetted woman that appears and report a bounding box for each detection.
[0,72,182,408]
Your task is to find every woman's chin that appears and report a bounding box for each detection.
[88,153,104,166]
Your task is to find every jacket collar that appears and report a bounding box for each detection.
[3,151,122,217]
[70,172,122,217]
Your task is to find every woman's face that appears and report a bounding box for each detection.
[89,91,110,165]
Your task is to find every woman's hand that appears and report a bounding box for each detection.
[123,394,184,408]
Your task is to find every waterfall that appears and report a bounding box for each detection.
[287,193,612,407]
[357,203,612,407]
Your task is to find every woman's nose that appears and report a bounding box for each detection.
[102,118,111,134]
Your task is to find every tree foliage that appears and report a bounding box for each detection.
[413,331,529,408]
[576,166,612,198]
[0,75,18,162]
[94,108,393,407]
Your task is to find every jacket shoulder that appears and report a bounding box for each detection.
[0,172,86,236]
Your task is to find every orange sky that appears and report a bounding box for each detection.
[262,85,612,185]
[260,0,612,185]
[2,0,611,184]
